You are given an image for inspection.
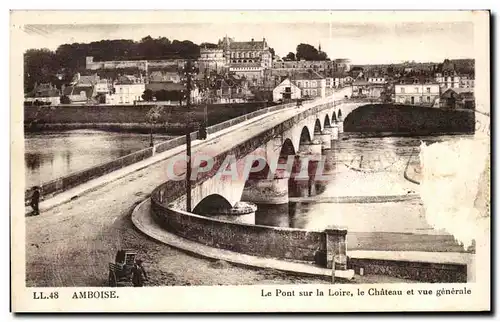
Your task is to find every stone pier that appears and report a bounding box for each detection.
[289,140,322,197]
[318,129,332,150]
[206,201,258,225]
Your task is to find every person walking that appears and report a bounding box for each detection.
[131,259,148,287]
[30,186,41,216]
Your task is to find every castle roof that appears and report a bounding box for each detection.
[229,41,266,51]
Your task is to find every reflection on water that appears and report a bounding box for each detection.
[24,130,173,188]
[256,133,473,234]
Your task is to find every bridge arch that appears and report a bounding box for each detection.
[324,114,331,129]
[314,118,322,135]
[279,138,296,159]
[192,194,232,215]
[299,126,313,145]
[332,110,337,123]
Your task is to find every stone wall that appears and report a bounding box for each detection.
[348,257,467,283]
[151,198,326,262]
[344,104,475,134]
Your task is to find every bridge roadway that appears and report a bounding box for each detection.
[24,94,356,286]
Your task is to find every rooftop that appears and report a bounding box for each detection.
[146,82,185,92]
[292,70,325,81]
[229,41,266,51]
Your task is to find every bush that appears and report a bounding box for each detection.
[60,95,71,104]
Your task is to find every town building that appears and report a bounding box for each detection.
[95,79,112,94]
[459,75,475,89]
[219,36,273,70]
[272,60,334,72]
[272,78,301,102]
[368,77,387,84]
[351,79,385,99]
[228,63,264,86]
[435,72,461,89]
[149,70,181,83]
[394,83,440,106]
[62,84,94,104]
[198,47,227,74]
[334,58,351,73]
[144,81,201,105]
[292,70,326,99]
[24,83,61,105]
[110,75,146,105]
[440,88,475,110]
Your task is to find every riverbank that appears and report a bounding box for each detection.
[344,104,475,135]
[24,102,271,134]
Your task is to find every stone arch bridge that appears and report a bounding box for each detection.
[155,99,376,216]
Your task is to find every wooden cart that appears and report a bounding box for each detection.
[108,249,137,287]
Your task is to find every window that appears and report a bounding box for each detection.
[400,87,405,93]
[427,96,430,102]
[415,87,419,93]
[426,87,431,93]
[311,81,316,87]
[297,82,301,87]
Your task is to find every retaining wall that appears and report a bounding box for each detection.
[348,257,467,283]
[151,181,347,266]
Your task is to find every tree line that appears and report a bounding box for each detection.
[283,44,329,61]
[24,36,200,92]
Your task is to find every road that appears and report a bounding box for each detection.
[25,101,337,287]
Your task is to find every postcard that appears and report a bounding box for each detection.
[11,10,490,312]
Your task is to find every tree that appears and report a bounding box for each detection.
[24,48,58,92]
[146,105,165,146]
[284,52,295,61]
[96,93,106,104]
[142,89,154,101]
[200,42,218,49]
[60,95,71,104]
[296,43,328,61]
[268,47,276,60]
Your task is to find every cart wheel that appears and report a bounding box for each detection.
[108,270,117,287]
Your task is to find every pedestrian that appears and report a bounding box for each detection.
[131,259,148,287]
[30,186,41,216]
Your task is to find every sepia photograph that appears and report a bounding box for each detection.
[10,10,491,312]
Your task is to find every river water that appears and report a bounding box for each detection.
[24,130,173,188]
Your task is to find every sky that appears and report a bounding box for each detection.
[20,13,475,65]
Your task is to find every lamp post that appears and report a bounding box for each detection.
[146,105,163,148]
[182,59,196,212]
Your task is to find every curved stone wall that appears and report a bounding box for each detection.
[151,182,328,262]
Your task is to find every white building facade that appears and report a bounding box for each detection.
[394,83,440,106]
[272,78,301,102]
[294,73,326,99]
[112,83,145,105]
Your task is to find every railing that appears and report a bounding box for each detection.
[24,99,314,202]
